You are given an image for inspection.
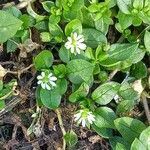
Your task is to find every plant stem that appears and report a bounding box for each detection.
[107,69,118,82]
[55,108,66,150]
[141,94,150,125]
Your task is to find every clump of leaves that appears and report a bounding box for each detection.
[0,0,150,149]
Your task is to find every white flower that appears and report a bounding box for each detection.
[37,72,57,90]
[65,32,87,55]
[113,94,120,103]
[74,109,95,127]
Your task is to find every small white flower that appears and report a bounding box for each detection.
[37,72,57,90]
[74,109,95,127]
[65,32,87,55]
[113,94,120,103]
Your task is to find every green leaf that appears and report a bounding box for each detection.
[119,82,139,100]
[117,0,131,14]
[0,80,3,91]
[64,130,78,148]
[83,28,107,48]
[99,43,138,67]
[95,18,110,35]
[0,10,22,43]
[49,23,63,36]
[117,11,132,30]
[53,64,67,78]
[131,126,150,150]
[35,86,43,107]
[34,50,54,70]
[81,6,94,28]
[40,88,61,109]
[133,0,144,10]
[131,138,146,150]
[130,61,147,79]
[114,117,146,144]
[144,30,150,53]
[92,82,120,105]
[6,38,19,53]
[55,79,68,95]
[59,46,70,63]
[139,126,150,149]
[69,82,89,102]
[3,6,22,17]
[0,100,5,110]
[126,47,145,64]
[110,136,130,150]
[65,19,82,36]
[94,107,116,129]
[92,124,113,139]
[67,59,94,84]
[40,32,52,42]
[42,1,54,12]
[116,100,135,114]
[20,14,35,29]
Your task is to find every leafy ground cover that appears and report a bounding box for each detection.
[0,0,150,150]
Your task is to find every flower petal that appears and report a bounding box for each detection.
[50,76,57,81]
[50,81,56,87]
[81,119,86,127]
[77,35,83,40]
[41,83,46,89]
[70,46,75,53]
[73,32,78,39]
[65,41,72,49]
[41,72,45,77]
[78,37,84,43]
[37,80,42,84]
[67,37,72,42]
[46,84,51,90]
[78,43,86,50]
[74,113,81,121]
[76,47,80,54]
[48,73,52,78]
[37,75,43,80]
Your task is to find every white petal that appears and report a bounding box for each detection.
[65,41,72,49]
[70,46,75,53]
[87,115,94,124]
[37,75,43,80]
[74,113,81,121]
[46,84,51,90]
[73,32,78,39]
[78,43,86,50]
[67,37,72,42]
[48,73,52,78]
[41,72,45,77]
[41,83,46,89]
[78,37,84,43]
[76,47,80,54]
[81,119,86,127]
[37,80,42,84]
[77,35,83,40]
[77,118,82,124]
[88,114,95,122]
[50,81,56,87]
[50,76,57,81]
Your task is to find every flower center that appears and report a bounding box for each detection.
[43,76,49,83]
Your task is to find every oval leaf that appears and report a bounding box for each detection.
[34,50,54,70]
[40,89,61,109]
[92,82,120,105]
[114,117,146,144]
[67,59,94,84]
[0,10,22,43]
